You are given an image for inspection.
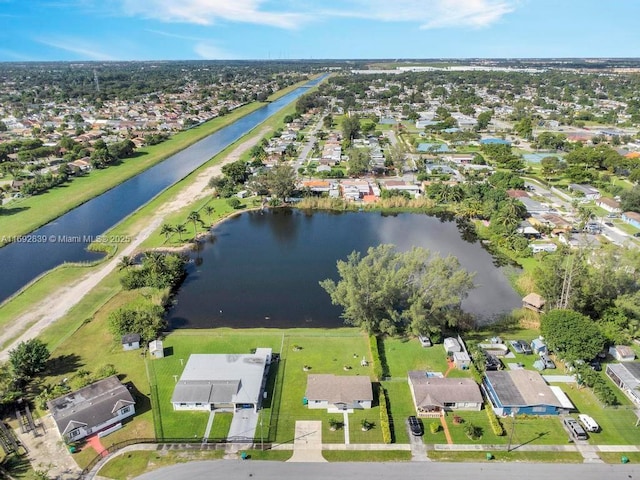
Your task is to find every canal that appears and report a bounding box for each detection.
[0,76,325,303]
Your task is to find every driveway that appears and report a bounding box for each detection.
[227,409,259,442]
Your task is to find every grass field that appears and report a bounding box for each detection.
[322,450,412,462]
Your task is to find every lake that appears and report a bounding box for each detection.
[168,209,522,329]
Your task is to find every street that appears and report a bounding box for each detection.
[134,459,638,480]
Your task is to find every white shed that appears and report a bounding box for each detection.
[443,337,462,354]
[149,340,164,359]
[453,351,471,370]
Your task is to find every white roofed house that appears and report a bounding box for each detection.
[47,376,135,443]
[171,349,272,413]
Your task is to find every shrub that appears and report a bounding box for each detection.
[369,335,383,381]
[464,423,483,440]
[485,403,505,436]
[430,421,441,434]
[378,386,392,444]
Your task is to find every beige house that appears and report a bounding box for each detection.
[305,374,373,411]
[408,372,483,416]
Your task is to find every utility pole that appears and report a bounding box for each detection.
[507,407,519,452]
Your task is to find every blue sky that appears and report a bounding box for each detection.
[1,0,638,61]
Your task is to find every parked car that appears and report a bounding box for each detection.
[509,340,524,354]
[634,232,640,238]
[407,416,423,436]
[604,222,614,227]
[518,340,533,355]
[485,353,503,371]
[578,414,600,432]
[564,416,588,441]
[589,359,602,371]
[541,354,556,369]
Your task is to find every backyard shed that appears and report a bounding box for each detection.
[609,345,636,362]
[522,293,545,312]
[453,351,471,370]
[121,333,140,351]
[149,340,164,359]
[443,337,462,354]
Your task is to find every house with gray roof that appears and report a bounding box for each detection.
[408,372,482,416]
[305,374,373,411]
[171,349,271,413]
[482,369,573,416]
[47,375,135,443]
[606,362,640,405]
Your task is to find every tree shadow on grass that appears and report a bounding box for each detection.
[0,206,29,216]
[47,353,83,377]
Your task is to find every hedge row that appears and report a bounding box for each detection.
[379,386,392,444]
[485,402,505,436]
[369,335,383,381]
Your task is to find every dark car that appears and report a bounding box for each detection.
[518,340,533,355]
[407,416,423,436]
[605,222,614,227]
[634,232,640,238]
[485,353,504,371]
[590,360,602,371]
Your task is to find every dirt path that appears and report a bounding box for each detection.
[0,127,270,361]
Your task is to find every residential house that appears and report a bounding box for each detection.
[482,370,573,416]
[408,372,483,416]
[595,197,621,213]
[622,212,640,229]
[606,362,640,405]
[121,333,140,351]
[48,376,135,443]
[608,345,636,362]
[529,243,557,254]
[305,374,373,411]
[171,349,272,413]
[568,184,600,201]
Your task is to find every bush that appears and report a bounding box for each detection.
[485,403,505,436]
[378,386,392,444]
[430,421,441,434]
[227,197,242,209]
[369,335,383,381]
[464,423,483,440]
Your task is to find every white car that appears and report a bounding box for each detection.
[578,414,600,432]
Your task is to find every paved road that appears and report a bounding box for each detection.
[134,459,638,480]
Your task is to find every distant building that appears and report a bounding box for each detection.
[606,362,640,405]
[408,372,482,415]
[568,184,600,201]
[522,293,545,312]
[305,374,373,411]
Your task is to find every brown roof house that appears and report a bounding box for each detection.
[305,374,373,412]
[48,375,135,443]
[408,372,483,416]
[522,293,545,313]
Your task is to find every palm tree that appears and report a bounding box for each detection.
[160,223,174,241]
[174,223,187,241]
[203,205,214,223]
[117,255,134,271]
[187,211,201,238]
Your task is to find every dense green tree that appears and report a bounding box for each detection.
[221,160,249,185]
[8,339,50,381]
[108,302,166,343]
[475,110,493,131]
[347,148,370,176]
[250,163,297,202]
[341,114,361,145]
[540,309,605,362]
[620,185,640,213]
[320,244,474,337]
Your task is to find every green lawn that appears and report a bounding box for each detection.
[381,337,451,378]
[322,450,412,462]
[428,450,583,463]
[97,449,225,480]
[550,382,639,445]
[146,329,375,444]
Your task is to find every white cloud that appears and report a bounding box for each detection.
[118,0,306,29]
[34,37,115,60]
[193,42,234,60]
[321,0,517,29]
